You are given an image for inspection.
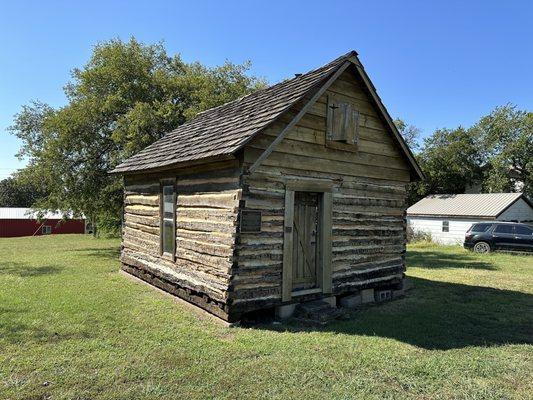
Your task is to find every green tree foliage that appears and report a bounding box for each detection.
[475,105,532,197]
[0,174,48,207]
[394,118,421,151]
[10,38,265,235]
[397,104,531,205]
[416,127,484,195]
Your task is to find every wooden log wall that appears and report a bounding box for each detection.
[121,160,242,320]
[235,68,410,313]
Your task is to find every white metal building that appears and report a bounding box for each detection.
[406,193,533,245]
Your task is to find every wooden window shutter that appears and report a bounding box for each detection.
[327,95,345,141]
[327,94,359,144]
[345,108,359,145]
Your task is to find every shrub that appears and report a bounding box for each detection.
[407,224,432,243]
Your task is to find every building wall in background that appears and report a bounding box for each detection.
[407,217,483,245]
[497,198,533,222]
[0,219,86,237]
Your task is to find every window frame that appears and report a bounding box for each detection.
[41,225,52,235]
[442,220,449,232]
[160,179,177,260]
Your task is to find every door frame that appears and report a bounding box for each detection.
[282,180,333,302]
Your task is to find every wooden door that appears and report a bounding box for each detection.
[292,191,320,291]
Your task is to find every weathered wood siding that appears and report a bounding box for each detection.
[121,160,242,320]
[237,68,410,311]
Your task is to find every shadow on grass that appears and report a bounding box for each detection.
[406,249,496,270]
[69,247,121,260]
[0,307,95,346]
[0,261,63,277]
[0,318,95,344]
[264,277,533,350]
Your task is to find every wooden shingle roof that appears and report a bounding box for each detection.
[111,51,356,173]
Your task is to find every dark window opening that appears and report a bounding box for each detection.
[442,221,449,232]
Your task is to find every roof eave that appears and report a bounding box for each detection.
[109,154,237,175]
[407,213,497,220]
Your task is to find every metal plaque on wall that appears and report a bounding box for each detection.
[240,210,262,233]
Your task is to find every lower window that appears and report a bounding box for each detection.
[42,225,52,234]
[161,184,176,257]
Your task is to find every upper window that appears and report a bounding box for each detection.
[327,94,359,144]
[515,225,533,235]
[470,223,492,233]
[494,225,514,234]
[442,221,449,232]
[161,184,175,257]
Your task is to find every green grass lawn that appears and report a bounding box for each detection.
[1,235,532,399]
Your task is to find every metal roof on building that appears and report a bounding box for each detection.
[0,208,83,220]
[407,193,528,218]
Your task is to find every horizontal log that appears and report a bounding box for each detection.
[178,191,242,209]
[124,220,159,236]
[177,168,241,193]
[333,254,403,272]
[123,225,159,244]
[122,238,158,254]
[176,248,233,272]
[177,229,236,245]
[333,194,404,208]
[125,194,159,206]
[176,218,237,234]
[124,182,160,195]
[177,237,234,258]
[178,207,237,222]
[124,204,159,217]
[334,273,404,291]
[124,213,159,227]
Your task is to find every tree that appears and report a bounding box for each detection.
[394,118,423,205]
[394,118,421,151]
[10,38,265,235]
[418,127,484,194]
[475,104,532,197]
[403,126,486,205]
[0,174,48,207]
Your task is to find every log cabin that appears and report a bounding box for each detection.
[111,51,424,322]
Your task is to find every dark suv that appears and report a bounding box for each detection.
[464,222,533,253]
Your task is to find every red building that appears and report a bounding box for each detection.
[0,208,86,238]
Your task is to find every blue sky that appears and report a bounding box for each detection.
[1,0,532,179]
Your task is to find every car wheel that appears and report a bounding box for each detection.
[473,241,491,254]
